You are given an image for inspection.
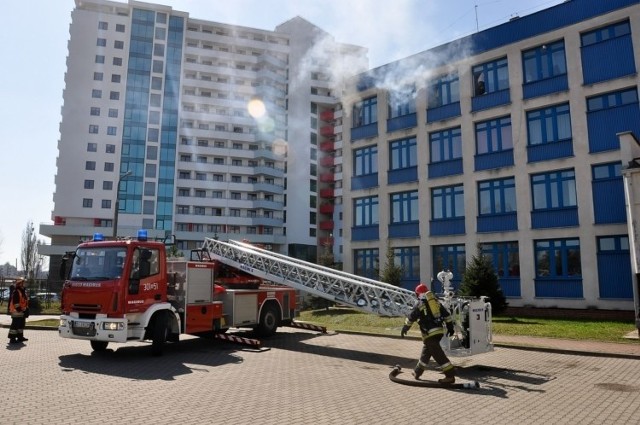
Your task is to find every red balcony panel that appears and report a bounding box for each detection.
[320,125,334,137]
[54,216,66,225]
[319,203,334,214]
[320,156,335,167]
[320,110,334,122]
[320,188,335,198]
[94,218,101,226]
[320,141,335,152]
[320,173,335,183]
[319,220,334,230]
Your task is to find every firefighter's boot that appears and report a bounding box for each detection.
[411,365,424,380]
[438,369,455,384]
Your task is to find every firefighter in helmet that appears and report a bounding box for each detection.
[400,282,456,384]
[8,277,29,344]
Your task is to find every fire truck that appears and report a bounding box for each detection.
[58,231,297,355]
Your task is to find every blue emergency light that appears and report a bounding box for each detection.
[137,229,148,241]
[93,233,104,241]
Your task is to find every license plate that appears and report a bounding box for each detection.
[73,321,92,328]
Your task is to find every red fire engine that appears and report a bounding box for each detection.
[58,231,297,355]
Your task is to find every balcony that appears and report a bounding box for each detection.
[320,173,335,183]
[320,110,334,122]
[320,156,335,167]
[320,125,335,137]
[320,188,335,198]
[319,141,335,152]
[319,220,334,230]
[319,203,334,214]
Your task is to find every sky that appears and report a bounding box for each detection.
[0,0,565,270]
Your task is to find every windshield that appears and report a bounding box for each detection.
[70,247,128,281]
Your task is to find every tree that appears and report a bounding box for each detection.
[379,241,404,287]
[20,220,39,280]
[459,247,508,315]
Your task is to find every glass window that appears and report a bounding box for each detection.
[429,127,462,162]
[475,116,512,154]
[391,191,419,223]
[522,40,567,83]
[432,184,464,219]
[531,169,577,210]
[472,57,508,95]
[428,73,459,108]
[354,196,379,226]
[389,137,417,170]
[353,145,378,176]
[352,96,378,127]
[478,177,516,215]
[527,103,571,145]
[535,238,581,277]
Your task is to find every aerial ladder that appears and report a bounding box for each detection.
[201,237,493,356]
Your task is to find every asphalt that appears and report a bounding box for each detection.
[2,313,639,359]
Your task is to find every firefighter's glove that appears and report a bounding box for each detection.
[401,325,411,338]
[16,306,22,312]
[446,323,455,336]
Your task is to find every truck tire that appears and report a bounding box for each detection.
[151,312,168,356]
[90,341,109,352]
[255,303,280,337]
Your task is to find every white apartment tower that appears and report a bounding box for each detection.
[40,0,367,280]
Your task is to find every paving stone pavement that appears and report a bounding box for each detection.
[1,318,639,425]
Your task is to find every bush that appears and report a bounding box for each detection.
[460,250,508,315]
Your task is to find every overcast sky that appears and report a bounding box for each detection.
[0,0,564,270]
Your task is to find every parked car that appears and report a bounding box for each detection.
[1,288,11,301]
[35,292,60,302]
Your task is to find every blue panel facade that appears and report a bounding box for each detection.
[388,222,419,238]
[477,212,518,233]
[351,174,378,190]
[597,252,633,298]
[387,113,417,132]
[499,277,521,298]
[428,158,463,179]
[527,139,574,163]
[522,74,568,100]
[352,225,379,241]
[471,89,511,112]
[351,123,378,140]
[474,149,514,171]
[535,278,584,298]
[592,180,627,224]
[388,167,418,185]
[531,208,579,229]
[587,103,640,152]
[426,102,461,123]
[582,36,635,85]
[429,218,465,236]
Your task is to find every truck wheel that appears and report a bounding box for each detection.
[256,303,280,337]
[90,341,109,352]
[151,312,168,356]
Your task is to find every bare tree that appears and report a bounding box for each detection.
[20,220,39,280]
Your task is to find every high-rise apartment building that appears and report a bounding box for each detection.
[342,0,640,311]
[40,0,367,280]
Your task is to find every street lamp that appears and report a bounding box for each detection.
[113,170,132,239]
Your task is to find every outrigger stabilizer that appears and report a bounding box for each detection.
[389,365,479,389]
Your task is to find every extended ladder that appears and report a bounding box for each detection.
[201,238,417,317]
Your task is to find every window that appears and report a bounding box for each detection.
[151,77,162,90]
[429,127,461,162]
[153,60,163,73]
[107,126,117,136]
[310,212,317,225]
[114,40,124,49]
[145,164,156,178]
[103,181,113,190]
[354,196,379,226]
[87,143,97,152]
[354,248,379,280]
[176,205,189,214]
[472,57,508,96]
[89,125,99,134]
[480,242,520,277]
[93,72,103,81]
[587,87,638,112]
[104,162,114,172]
[432,184,464,219]
[195,190,206,198]
[523,40,567,83]
[92,89,102,99]
[101,200,112,209]
[113,57,123,66]
[194,207,205,215]
[155,27,166,40]
[106,144,116,154]
[90,107,100,116]
[95,55,105,64]
[428,73,459,108]
[84,180,94,189]
[111,74,121,83]
[109,91,120,100]
[395,247,420,280]
[353,96,378,127]
[230,209,241,217]
[353,145,378,176]
[389,137,417,170]
[391,191,419,223]
[178,188,190,197]
[178,171,190,179]
[98,21,108,30]
[147,128,159,142]
[150,94,161,107]
[231,192,241,199]
[581,21,630,47]
[144,182,155,196]
[535,238,581,277]
[478,177,516,215]
[116,24,125,32]
[531,169,576,210]
[476,116,512,154]
[97,38,106,47]
[108,108,118,118]
[82,198,93,208]
[527,103,571,145]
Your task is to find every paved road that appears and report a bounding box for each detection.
[1,320,639,425]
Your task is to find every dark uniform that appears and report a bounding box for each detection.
[401,287,455,384]
[8,278,29,344]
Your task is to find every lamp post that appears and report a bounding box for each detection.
[113,170,132,239]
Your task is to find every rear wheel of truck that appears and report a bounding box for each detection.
[151,312,168,356]
[255,303,280,337]
[90,341,109,352]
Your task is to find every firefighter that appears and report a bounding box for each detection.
[8,278,29,344]
[400,282,456,384]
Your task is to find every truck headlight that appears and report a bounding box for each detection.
[60,319,67,327]
[102,322,124,331]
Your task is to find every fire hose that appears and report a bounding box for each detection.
[389,365,479,389]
